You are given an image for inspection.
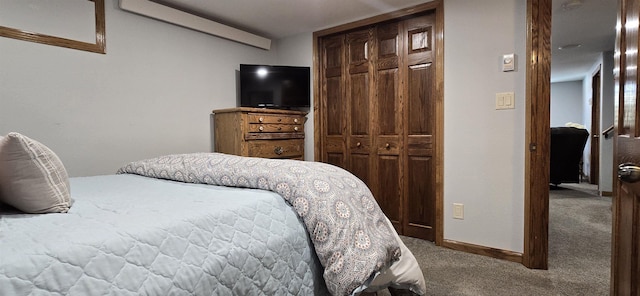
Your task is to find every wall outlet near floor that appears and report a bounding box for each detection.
[453,203,464,219]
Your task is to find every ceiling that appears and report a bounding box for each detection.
[154,0,617,83]
[551,0,617,82]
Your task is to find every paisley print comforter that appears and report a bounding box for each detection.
[117,153,401,295]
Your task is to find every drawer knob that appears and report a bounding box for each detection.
[278,118,282,122]
[259,117,264,122]
[278,127,282,131]
[259,126,264,131]
[356,142,361,147]
[294,126,299,131]
[274,146,284,155]
[385,143,390,149]
[294,118,299,123]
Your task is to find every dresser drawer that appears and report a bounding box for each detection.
[247,139,304,158]
[247,113,304,125]
[248,123,303,133]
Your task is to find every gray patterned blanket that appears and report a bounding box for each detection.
[117,153,400,296]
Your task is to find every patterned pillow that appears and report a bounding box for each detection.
[0,132,71,213]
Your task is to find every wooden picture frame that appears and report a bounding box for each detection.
[0,0,105,54]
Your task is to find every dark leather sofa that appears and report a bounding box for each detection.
[550,127,590,185]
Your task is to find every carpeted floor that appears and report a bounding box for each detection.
[396,183,611,296]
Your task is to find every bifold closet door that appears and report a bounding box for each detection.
[373,21,403,231]
[402,12,436,241]
[318,10,437,241]
[321,35,347,169]
[346,29,373,188]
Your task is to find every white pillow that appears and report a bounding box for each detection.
[0,132,71,213]
[357,217,427,295]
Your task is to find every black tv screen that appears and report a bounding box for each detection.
[239,64,310,108]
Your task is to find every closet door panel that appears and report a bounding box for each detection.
[324,138,346,169]
[322,35,347,167]
[323,35,345,138]
[347,30,371,137]
[377,22,399,70]
[407,135,432,155]
[349,134,371,186]
[377,22,401,137]
[377,69,400,135]
[373,22,403,231]
[403,12,436,241]
[378,155,401,230]
[326,77,345,136]
[405,155,435,239]
[347,30,370,73]
[324,36,344,77]
[408,64,434,134]
[406,14,434,65]
[377,136,400,155]
[351,154,371,187]
[350,74,370,135]
[327,152,346,169]
[347,30,374,189]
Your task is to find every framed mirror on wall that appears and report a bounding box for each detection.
[0,0,105,54]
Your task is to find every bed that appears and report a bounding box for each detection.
[0,132,426,295]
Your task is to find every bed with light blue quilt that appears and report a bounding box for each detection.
[1,173,328,295]
[0,152,426,296]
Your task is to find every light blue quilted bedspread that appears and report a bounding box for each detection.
[0,174,328,295]
[117,153,401,295]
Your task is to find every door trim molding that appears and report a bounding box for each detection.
[523,0,552,269]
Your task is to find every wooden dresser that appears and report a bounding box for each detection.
[212,107,307,160]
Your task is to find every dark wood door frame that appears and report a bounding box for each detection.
[590,68,601,185]
[524,0,552,269]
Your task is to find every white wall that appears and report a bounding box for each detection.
[600,51,615,193]
[0,0,277,177]
[443,0,526,252]
[550,81,584,127]
[272,33,315,161]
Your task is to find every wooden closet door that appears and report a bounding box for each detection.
[374,22,403,230]
[402,12,436,240]
[321,35,348,168]
[317,7,439,242]
[347,29,374,187]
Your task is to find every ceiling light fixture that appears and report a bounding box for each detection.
[558,44,582,50]
[561,0,584,11]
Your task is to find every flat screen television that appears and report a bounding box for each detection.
[239,64,310,109]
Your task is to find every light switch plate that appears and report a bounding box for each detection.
[496,92,515,110]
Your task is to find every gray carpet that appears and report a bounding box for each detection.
[397,183,611,296]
